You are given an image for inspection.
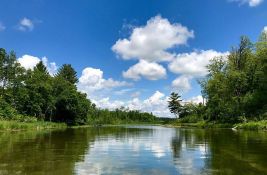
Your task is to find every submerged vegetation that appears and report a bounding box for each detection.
[168,31,267,129]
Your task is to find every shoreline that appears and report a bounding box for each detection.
[0,120,67,131]
[164,120,267,131]
[1,120,267,131]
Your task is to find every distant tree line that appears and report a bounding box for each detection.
[0,49,156,125]
[169,31,267,123]
[88,107,156,125]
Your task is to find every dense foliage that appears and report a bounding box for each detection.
[0,48,156,126]
[169,32,267,124]
[201,34,267,123]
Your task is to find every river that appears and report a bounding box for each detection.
[0,125,266,175]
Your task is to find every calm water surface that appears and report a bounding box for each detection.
[0,125,267,175]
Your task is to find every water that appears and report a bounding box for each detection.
[0,125,267,175]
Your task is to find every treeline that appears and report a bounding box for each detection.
[88,107,156,125]
[0,48,156,125]
[169,31,267,123]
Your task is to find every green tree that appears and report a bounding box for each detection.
[56,64,78,84]
[4,51,27,107]
[0,48,7,97]
[253,31,267,115]
[201,35,267,122]
[0,49,27,107]
[52,77,91,125]
[168,92,182,118]
[21,61,53,119]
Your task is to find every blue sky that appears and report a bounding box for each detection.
[0,0,266,117]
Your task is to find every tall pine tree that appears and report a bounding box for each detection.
[168,92,182,118]
[56,64,78,84]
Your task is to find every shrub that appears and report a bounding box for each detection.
[0,98,17,120]
[179,115,203,123]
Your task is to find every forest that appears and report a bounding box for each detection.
[0,49,155,126]
[168,31,267,126]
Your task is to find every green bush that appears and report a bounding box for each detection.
[0,98,17,120]
[0,120,67,131]
[179,115,203,123]
[11,115,37,123]
[0,97,40,122]
[234,120,267,130]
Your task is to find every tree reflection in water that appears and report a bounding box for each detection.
[0,126,267,175]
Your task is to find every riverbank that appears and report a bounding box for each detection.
[165,121,233,129]
[74,120,267,131]
[234,120,267,130]
[0,120,67,131]
[0,119,161,131]
[1,119,267,131]
[165,120,267,130]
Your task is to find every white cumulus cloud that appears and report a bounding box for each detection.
[92,97,125,110]
[18,55,40,70]
[112,15,194,62]
[144,90,165,106]
[91,90,206,118]
[122,60,167,81]
[42,57,58,75]
[245,0,263,6]
[18,17,34,31]
[169,50,228,78]
[263,26,267,33]
[78,67,131,95]
[230,0,264,7]
[185,95,204,104]
[92,91,172,118]
[18,54,58,75]
[172,75,192,93]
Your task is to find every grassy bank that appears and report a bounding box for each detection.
[2,118,266,131]
[234,120,267,130]
[166,120,267,130]
[0,120,67,131]
[0,117,162,131]
[166,121,233,129]
[87,117,164,126]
